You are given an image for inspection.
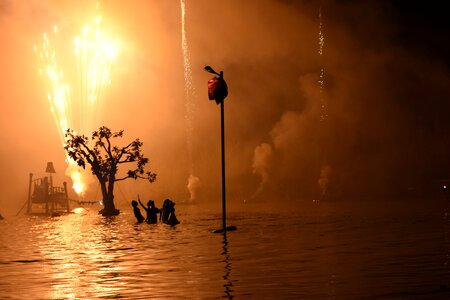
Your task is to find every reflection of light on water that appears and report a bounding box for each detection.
[221,233,235,299]
[36,213,125,299]
[72,207,85,214]
[3,208,450,298]
[444,208,450,271]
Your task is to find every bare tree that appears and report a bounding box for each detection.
[64,126,157,216]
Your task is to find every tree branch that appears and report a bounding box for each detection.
[115,175,131,182]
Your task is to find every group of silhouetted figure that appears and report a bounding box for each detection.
[131,196,180,225]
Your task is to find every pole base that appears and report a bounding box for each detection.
[212,225,237,234]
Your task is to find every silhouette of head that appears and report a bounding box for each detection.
[131,200,138,207]
[164,199,171,207]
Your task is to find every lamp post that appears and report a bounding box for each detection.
[45,162,56,213]
[45,161,56,189]
[204,66,237,233]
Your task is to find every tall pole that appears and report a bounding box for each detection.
[205,66,236,233]
[221,99,226,231]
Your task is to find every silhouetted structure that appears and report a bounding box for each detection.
[27,171,69,215]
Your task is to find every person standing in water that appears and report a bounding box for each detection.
[131,200,145,223]
[160,199,174,223]
[138,196,160,224]
[160,199,180,225]
[166,201,180,225]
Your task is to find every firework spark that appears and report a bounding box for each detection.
[318,7,327,122]
[180,0,200,201]
[35,14,118,196]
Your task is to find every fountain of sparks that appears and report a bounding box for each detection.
[318,7,327,122]
[317,7,331,201]
[35,15,118,197]
[180,0,200,201]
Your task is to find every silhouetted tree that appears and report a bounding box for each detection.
[64,126,157,216]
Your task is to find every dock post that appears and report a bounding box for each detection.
[63,182,69,212]
[27,173,33,214]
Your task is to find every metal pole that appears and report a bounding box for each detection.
[221,99,226,231]
[205,66,236,233]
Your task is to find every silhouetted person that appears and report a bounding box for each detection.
[139,197,160,224]
[131,200,145,223]
[160,199,180,225]
[166,202,180,225]
[160,199,172,223]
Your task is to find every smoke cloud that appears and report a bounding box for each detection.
[318,164,332,200]
[187,174,200,202]
[251,143,273,198]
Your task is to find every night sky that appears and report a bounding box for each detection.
[0,0,449,213]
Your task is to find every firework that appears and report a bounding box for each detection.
[35,14,118,196]
[318,7,328,122]
[181,0,200,201]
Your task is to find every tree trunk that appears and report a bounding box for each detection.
[99,179,119,216]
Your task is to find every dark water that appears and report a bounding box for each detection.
[1,201,450,299]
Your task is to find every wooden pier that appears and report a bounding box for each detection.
[27,173,70,215]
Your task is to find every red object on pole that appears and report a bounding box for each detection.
[208,71,228,104]
[206,68,237,233]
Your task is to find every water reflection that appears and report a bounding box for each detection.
[3,206,450,298]
[221,232,235,299]
[444,208,450,271]
[37,213,126,299]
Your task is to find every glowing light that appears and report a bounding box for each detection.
[318,7,328,122]
[181,0,200,200]
[181,0,194,162]
[72,207,85,214]
[66,160,87,195]
[36,13,119,196]
[318,8,324,56]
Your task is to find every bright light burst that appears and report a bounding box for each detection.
[35,14,119,196]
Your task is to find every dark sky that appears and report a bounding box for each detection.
[0,0,449,213]
[390,1,450,62]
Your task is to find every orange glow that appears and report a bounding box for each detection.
[35,13,120,196]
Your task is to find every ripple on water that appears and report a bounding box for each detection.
[1,205,450,299]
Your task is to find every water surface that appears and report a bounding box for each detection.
[1,201,450,299]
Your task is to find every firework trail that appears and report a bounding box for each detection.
[318,7,327,121]
[180,0,200,201]
[317,7,331,200]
